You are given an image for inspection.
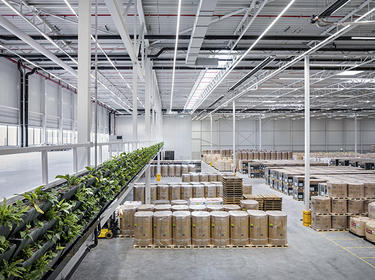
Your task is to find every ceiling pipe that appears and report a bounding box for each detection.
[0,15,76,76]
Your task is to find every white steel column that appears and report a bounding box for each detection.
[145,59,151,202]
[210,115,213,157]
[59,87,63,144]
[233,101,236,174]
[354,114,358,157]
[304,56,310,209]
[132,64,138,143]
[259,117,262,150]
[77,0,91,169]
[41,79,47,144]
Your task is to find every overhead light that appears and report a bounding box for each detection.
[337,70,363,76]
[169,0,182,112]
[352,36,375,40]
[229,56,275,91]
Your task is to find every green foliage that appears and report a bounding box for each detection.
[0,259,26,279]
[0,198,28,229]
[55,174,81,186]
[0,235,9,254]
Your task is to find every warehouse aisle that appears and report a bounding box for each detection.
[71,173,375,280]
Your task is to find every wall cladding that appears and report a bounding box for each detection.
[192,118,375,160]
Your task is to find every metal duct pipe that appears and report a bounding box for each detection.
[0,15,76,77]
[24,67,38,147]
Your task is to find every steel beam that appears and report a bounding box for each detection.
[132,64,138,142]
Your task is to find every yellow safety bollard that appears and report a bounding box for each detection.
[156,173,161,182]
[210,162,212,166]
[303,210,311,227]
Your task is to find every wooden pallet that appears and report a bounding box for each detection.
[133,244,289,249]
[118,234,134,238]
[310,226,348,232]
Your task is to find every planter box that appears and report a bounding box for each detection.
[58,184,81,202]
[0,243,16,262]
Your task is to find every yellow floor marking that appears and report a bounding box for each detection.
[360,257,375,259]
[345,246,375,249]
[319,233,375,270]
[328,238,358,241]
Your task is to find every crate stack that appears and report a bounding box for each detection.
[222,176,243,205]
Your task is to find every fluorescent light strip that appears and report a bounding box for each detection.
[352,36,375,40]
[169,0,182,112]
[191,0,296,112]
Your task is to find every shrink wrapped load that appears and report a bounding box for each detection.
[348,200,364,215]
[189,205,207,212]
[350,216,370,236]
[181,165,189,175]
[171,205,189,212]
[133,184,145,203]
[182,174,191,182]
[242,184,252,195]
[137,204,155,212]
[369,202,375,219]
[172,211,191,245]
[191,211,211,246]
[181,185,193,200]
[150,185,157,203]
[248,210,268,245]
[171,199,188,206]
[154,204,172,212]
[331,215,347,230]
[331,198,347,214]
[311,196,331,214]
[193,184,205,198]
[153,211,173,246]
[240,200,259,211]
[199,173,209,182]
[161,165,169,177]
[134,211,153,246]
[327,182,347,198]
[312,213,331,231]
[365,221,375,243]
[205,184,217,198]
[157,185,170,201]
[364,183,375,198]
[211,211,230,246]
[170,184,181,200]
[347,183,365,199]
[119,204,137,236]
[223,204,241,212]
[229,211,249,246]
[168,165,175,177]
[209,174,218,182]
[207,205,224,212]
[267,211,287,246]
[175,165,182,177]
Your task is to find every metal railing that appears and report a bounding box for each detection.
[0,140,157,189]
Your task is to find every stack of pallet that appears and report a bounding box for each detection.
[243,194,282,211]
[222,176,243,205]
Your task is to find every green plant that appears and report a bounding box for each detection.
[0,259,26,279]
[55,174,81,186]
[34,186,58,205]
[23,190,44,214]
[0,235,9,254]
[24,250,56,280]
[0,198,29,229]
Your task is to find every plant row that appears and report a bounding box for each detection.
[0,142,162,280]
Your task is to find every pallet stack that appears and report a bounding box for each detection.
[243,194,282,211]
[222,176,243,205]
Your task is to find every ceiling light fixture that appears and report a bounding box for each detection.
[337,70,364,76]
[169,0,182,112]
[352,36,375,40]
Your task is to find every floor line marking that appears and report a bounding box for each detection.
[345,246,375,249]
[318,233,375,270]
[360,257,375,259]
[328,238,358,241]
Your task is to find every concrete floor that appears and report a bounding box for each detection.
[71,165,375,280]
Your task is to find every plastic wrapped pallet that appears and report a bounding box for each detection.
[191,211,211,246]
[204,184,216,198]
[331,215,347,230]
[216,184,223,197]
[312,213,331,231]
[206,197,223,206]
[151,185,157,203]
[242,184,252,195]
[137,204,155,212]
[248,210,268,245]
[171,199,188,206]
[182,174,191,182]
[161,165,169,177]
[348,199,364,215]
[133,184,145,203]
[347,183,365,199]
[327,182,347,198]
[168,165,175,177]
[172,211,191,246]
[267,211,287,246]
[171,205,189,212]
[153,211,172,246]
[120,204,137,236]
[229,211,249,246]
[170,184,181,200]
[365,221,375,243]
[191,173,200,182]
[188,164,195,173]
[311,196,331,214]
[189,198,206,205]
[175,165,182,177]
[209,174,218,182]
[369,202,375,219]
[193,184,205,198]
[157,185,170,201]
[211,211,230,246]
[154,204,172,212]
[181,165,189,175]
[154,199,170,205]
[189,205,207,212]
[181,185,193,200]
[240,200,259,211]
[223,204,241,212]
[350,216,371,236]
[199,173,209,182]
[207,205,224,212]
[331,198,347,214]
[364,183,375,198]
[134,211,153,246]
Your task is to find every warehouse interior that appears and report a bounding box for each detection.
[1,0,375,279]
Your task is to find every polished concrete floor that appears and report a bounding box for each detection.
[71,165,375,280]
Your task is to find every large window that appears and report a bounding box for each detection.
[8,125,18,146]
[0,125,6,146]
